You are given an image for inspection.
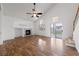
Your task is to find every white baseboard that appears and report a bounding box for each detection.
[65,43,75,47]
[0,41,3,45]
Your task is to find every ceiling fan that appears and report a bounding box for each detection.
[26,3,43,18]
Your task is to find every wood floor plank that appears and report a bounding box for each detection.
[0,35,79,56]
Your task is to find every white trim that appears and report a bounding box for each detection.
[0,41,3,45]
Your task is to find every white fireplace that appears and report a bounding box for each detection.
[14,21,33,38]
[14,27,32,38]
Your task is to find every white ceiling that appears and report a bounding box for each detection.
[2,3,56,20]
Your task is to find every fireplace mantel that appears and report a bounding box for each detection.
[14,27,32,38]
[14,23,32,38]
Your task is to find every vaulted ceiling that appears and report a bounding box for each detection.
[2,3,56,21]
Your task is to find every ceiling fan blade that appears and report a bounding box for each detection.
[36,15,39,17]
[26,13,32,14]
[37,13,43,15]
[31,16,33,17]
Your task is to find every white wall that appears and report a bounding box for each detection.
[15,28,23,37]
[0,7,3,44]
[1,16,14,41]
[0,9,1,43]
[1,15,34,41]
[35,4,77,39]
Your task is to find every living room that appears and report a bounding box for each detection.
[0,3,79,56]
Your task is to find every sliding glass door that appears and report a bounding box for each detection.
[50,23,63,39]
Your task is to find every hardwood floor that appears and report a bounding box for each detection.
[0,35,79,56]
